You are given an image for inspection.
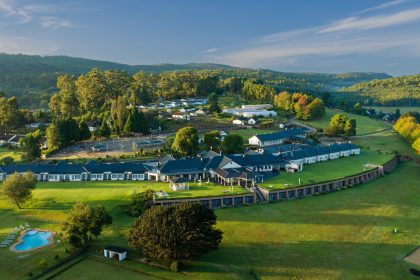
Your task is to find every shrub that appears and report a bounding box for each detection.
[170,261,183,272]
[39,259,47,270]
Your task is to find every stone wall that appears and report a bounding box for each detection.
[153,193,257,209]
[258,155,398,202]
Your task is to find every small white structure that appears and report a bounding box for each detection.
[104,246,127,261]
[248,118,256,125]
[169,177,190,191]
[233,119,245,126]
[241,104,273,110]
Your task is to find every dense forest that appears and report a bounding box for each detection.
[0,53,391,108]
[338,74,420,106]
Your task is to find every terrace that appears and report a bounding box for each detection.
[260,149,393,190]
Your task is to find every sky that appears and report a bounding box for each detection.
[0,0,420,75]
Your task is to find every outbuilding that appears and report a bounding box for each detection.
[104,246,127,261]
[169,177,190,191]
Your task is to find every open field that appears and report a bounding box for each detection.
[232,128,276,139]
[368,106,420,114]
[305,108,391,135]
[0,147,24,162]
[261,149,393,190]
[0,114,419,279]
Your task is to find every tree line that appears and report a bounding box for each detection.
[394,112,420,154]
[274,91,325,120]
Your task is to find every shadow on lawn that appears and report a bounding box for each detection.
[200,241,418,280]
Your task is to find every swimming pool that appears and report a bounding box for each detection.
[14,230,54,252]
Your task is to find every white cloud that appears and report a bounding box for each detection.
[318,8,420,33]
[355,0,407,15]
[203,48,220,53]
[0,0,72,27]
[40,16,72,29]
[211,7,420,68]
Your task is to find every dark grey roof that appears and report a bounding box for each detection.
[305,146,318,157]
[158,158,208,174]
[159,154,175,163]
[198,150,220,158]
[329,143,341,153]
[104,246,127,253]
[169,177,189,183]
[214,167,263,180]
[84,162,146,173]
[1,162,86,174]
[253,128,309,142]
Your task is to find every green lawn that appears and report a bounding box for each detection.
[52,257,161,280]
[261,149,393,190]
[0,113,419,279]
[368,106,420,114]
[0,147,24,163]
[232,128,276,140]
[305,108,391,135]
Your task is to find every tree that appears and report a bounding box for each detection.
[46,118,81,152]
[123,109,135,134]
[412,138,420,154]
[125,189,154,217]
[98,117,111,138]
[20,130,42,161]
[221,134,243,154]
[0,96,23,130]
[61,202,112,248]
[133,108,150,135]
[274,91,293,111]
[344,119,357,136]
[128,202,222,260]
[352,103,363,115]
[79,121,91,140]
[204,131,221,151]
[395,108,401,119]
[75,68,108,112]
[171,127,199,157]
[110,96,129,134]
[49,74,79,117]
[330,113,348,135]
[0,172,36,209]
[208,92,221,113]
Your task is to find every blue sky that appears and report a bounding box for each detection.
[0,0,420,75]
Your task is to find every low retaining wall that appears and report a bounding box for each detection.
[153,193,257,209]
[258,156,399,202]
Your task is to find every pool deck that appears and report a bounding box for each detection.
[10,228,56,253]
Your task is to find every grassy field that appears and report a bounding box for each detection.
[368,106,420,114]
[261,149,394,190]
[305,108,391,135]
[0,147,24,162]
[0,114,419,279]
[232,128,276,140]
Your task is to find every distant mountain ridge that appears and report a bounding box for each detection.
[0,53,392,108]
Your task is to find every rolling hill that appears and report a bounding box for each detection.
[338,74,420,106]
[0,53,391,108]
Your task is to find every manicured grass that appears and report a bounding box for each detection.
[0,147,24,162]
[368,106,420,114]
[305,108,391,135]
[206,160,420,279]
[261,149,394,190]
[0,112,419,279]
[232,128,276,140]
[54,257,160,280]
